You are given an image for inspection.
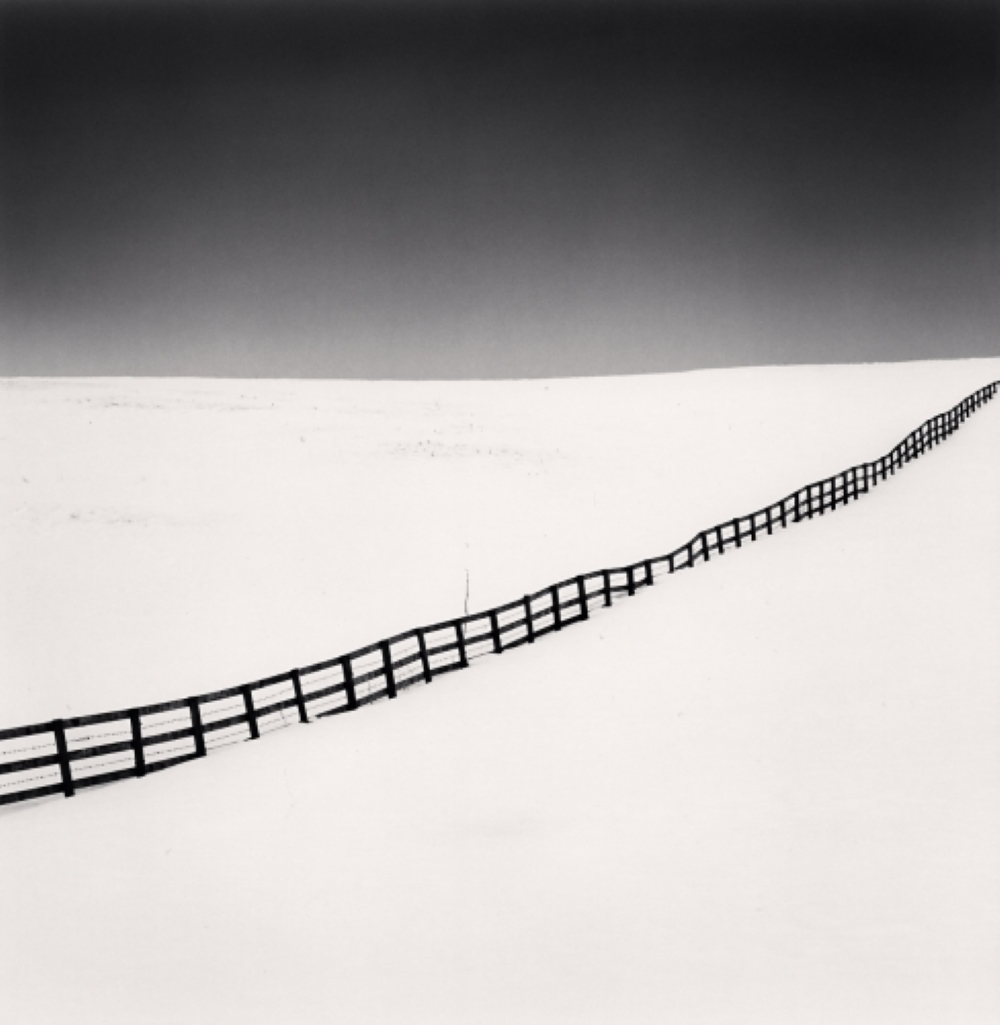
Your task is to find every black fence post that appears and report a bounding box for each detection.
[524,596,535,642]
[241,685,260,739]
[644,559,653,585]
[576,576,589,619]
[51,719,74,798]
[291,669,309,724]
[455,622,469,668]
[793,490,801,522]
[701,532,711,562]
[733,518,743,548]
[602,571,612,606]
[380,641,397,698]
[627,566,636,595]
[489,610,503,653]
[129,710,146,778]
[550,586,562,630]
[188,698,206,758]
[342,657,358,709]
[417,631,433,681]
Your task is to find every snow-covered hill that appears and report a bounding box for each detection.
[1,359,998,1023]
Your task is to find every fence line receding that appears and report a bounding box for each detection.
[2,381,996,807]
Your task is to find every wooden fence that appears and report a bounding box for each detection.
[2,381,996,808]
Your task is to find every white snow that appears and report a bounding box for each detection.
[1,358,999,1024]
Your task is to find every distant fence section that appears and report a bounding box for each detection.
[2,381,997,807]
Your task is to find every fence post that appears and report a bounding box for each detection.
[748,514,756,542]
[793,490,801,522]
[644,559,653,585]
[290,669,309,724]
[241,685,260,739]
[51,719,74,798]
[524,596,535,642]
[701,532,711,562]
[627,566,636,595]
[765,506,773,534]
[576,576,589,619]
[416,631,432,682]
[550,586,562,631]
[129,710,146,778]
[342,656,358,709]
[602,571,612,606]
[733,519,743,548]
[188,698,206,758]
[489,610,502,652]
[455,621,468,668]
[380,641,398,698]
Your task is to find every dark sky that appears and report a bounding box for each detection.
[1,0,997,379]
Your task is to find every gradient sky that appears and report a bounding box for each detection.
[1,0,997,379]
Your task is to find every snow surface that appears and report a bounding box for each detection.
[1,359,999,1024]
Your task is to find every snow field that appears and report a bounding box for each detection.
[0,359,998,1023]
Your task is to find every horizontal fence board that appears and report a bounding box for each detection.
[0,721,58,743]
[73,766,139,790]
[0,751,61,775]
[0,782,66,806]
[145,751,203,775]
[67,739,135,763]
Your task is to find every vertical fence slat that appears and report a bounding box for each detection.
[644,559,653,585]
[342,656,358,710]
[416,630,432,682]
[380,641,397,699]
[455,622,468,668]
[489,611,502,653]
[550,586,562,630]
[188,698,206,758]
[602,571,612,606]
[524,596,535,642]
[241,685,260,739]
[576,576,589,619]
[290,669,309,724]
[51,719,74,798]
[129,710,146,778]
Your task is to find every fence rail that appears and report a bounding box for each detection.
[2,381,996,807]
